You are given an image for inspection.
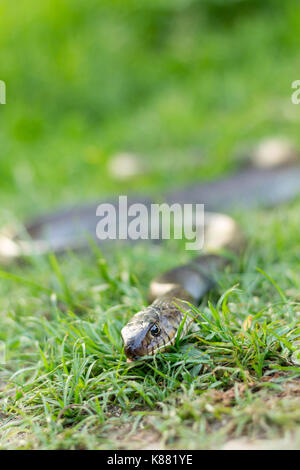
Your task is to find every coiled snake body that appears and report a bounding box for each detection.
[1,139,300,362]
[121,150,300,361]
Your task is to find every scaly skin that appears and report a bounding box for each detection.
[121,254,230,361]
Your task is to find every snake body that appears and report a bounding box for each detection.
[121,148,300,361]
[1,140,300,362]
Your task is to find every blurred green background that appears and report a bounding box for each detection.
[1,1,300,450]
[0,0,300,221]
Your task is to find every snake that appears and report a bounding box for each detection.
[1,139,300,362]
[121,217,241,362]
[121,254,229,362]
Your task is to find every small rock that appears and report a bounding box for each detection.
[108,152,145,180]
[252,137,299,168]
[222,437,298,450]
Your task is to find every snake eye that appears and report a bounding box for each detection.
[150,324,160,337]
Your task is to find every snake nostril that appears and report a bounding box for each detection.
[124,344,137,360]
[124,345,132,356]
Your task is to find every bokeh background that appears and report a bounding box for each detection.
[1,0,300,223]
[2,1,300,450]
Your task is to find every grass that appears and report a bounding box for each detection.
[1,204,300,449]
[1,0,300,449]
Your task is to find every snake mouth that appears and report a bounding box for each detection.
[124,329,178,362]
[121,305,181,361]
[124,344,144,362]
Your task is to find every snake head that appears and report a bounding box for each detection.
[121,303,183,362]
